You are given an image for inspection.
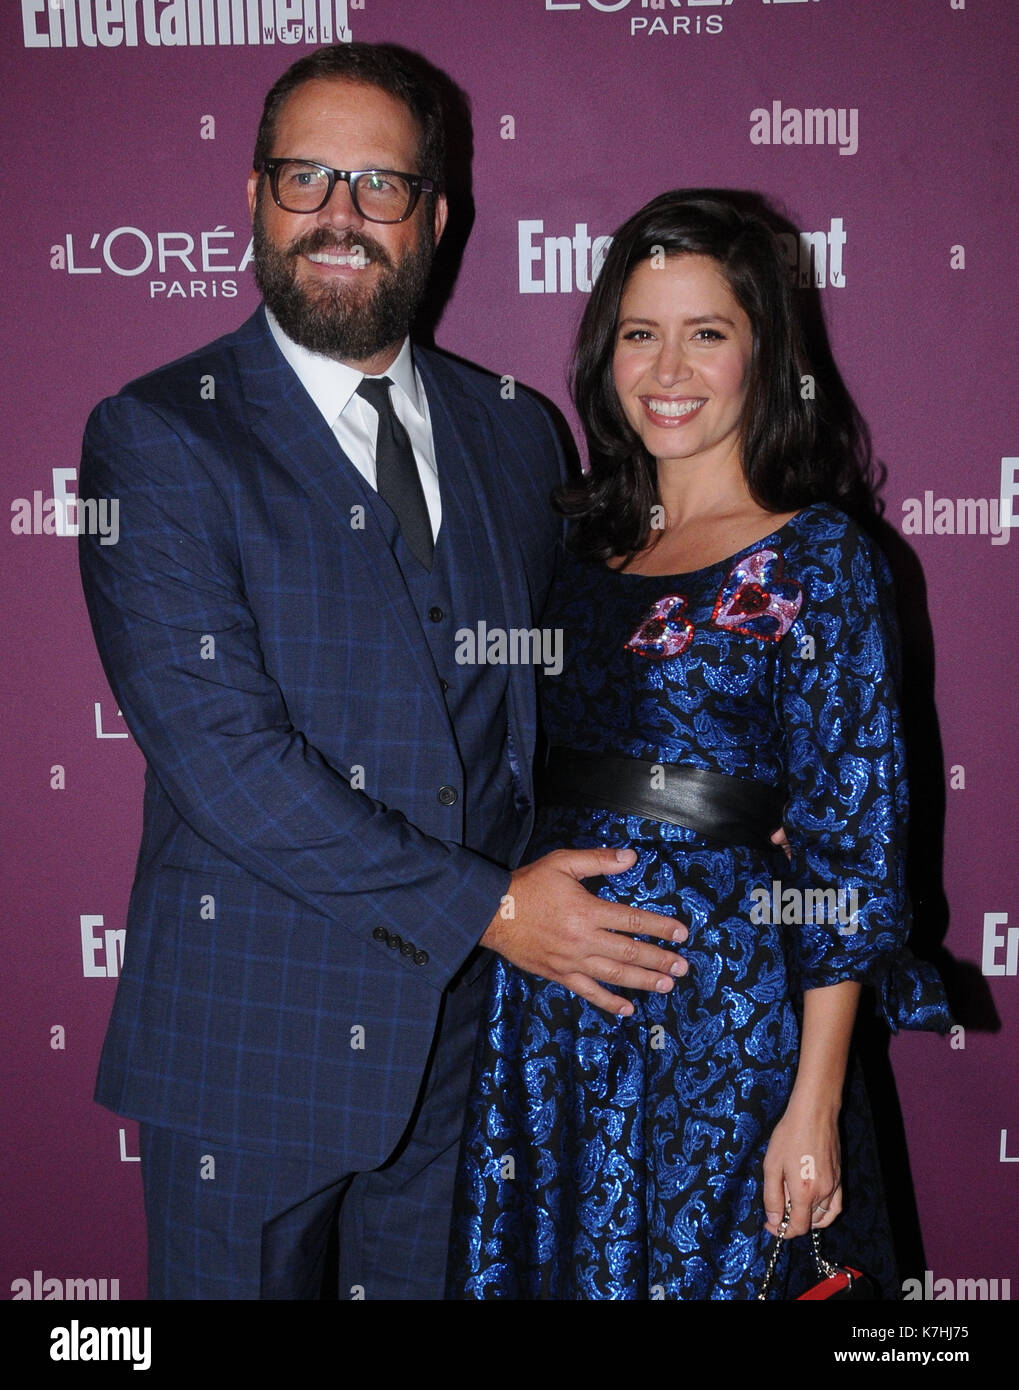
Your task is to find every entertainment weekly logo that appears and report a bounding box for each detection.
[544,0,826,40]
[518,217,848,293]
[22,0,357,49]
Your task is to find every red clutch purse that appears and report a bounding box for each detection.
[796,1255,875,1300]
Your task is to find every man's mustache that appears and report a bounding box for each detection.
[286,228,392,270]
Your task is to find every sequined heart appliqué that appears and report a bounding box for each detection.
[625,594,694,659]
[711,549,803,642]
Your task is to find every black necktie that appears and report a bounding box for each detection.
[356,376,433,571]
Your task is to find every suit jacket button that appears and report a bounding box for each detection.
[440,678,448,693]
[389,933,403,950]
[400,941,415,957]
[414,949,429,966]
[428,606,444,623]
[438,785,458,805]
[372,926,387,943]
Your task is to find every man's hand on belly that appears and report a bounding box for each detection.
[480,847,689,1017]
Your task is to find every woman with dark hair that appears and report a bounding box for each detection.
[449,191,948,1300]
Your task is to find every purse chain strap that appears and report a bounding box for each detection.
[757,1203,840,1301]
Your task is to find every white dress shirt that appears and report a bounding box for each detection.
[265,308,442,540]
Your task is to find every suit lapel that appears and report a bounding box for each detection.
[229,313,539,810]
[417,351,538,807]
[232,311,451,730]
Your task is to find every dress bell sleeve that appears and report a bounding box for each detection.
[776,514,950,1033]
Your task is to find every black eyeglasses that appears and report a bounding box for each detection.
[260,160,434,223]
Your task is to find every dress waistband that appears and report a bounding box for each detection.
[539,748,785,852]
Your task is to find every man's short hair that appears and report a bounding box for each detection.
[253,43,447,198]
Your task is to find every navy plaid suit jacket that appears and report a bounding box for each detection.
[79,307,565,1168]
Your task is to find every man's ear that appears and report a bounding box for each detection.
[246,171,260,224]
[432,193,448,246]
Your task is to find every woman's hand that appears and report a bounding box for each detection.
[769,825,792,861]
[762,1095,842,1238]
[763,979,860,1236]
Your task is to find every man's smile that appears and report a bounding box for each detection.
[305,248,371,268]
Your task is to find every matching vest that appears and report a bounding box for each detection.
[377,442,519,867]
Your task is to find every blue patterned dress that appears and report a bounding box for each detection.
[449,503,948,1300]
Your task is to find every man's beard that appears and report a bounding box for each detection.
[252,207,435,361]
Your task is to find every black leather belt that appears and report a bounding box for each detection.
[539,747,785,852]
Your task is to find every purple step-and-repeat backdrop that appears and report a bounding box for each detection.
[2,0,1016,1303]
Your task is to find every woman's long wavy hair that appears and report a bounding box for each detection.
[561,190,875,561]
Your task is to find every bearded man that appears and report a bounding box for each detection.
[79,42,685,1300]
